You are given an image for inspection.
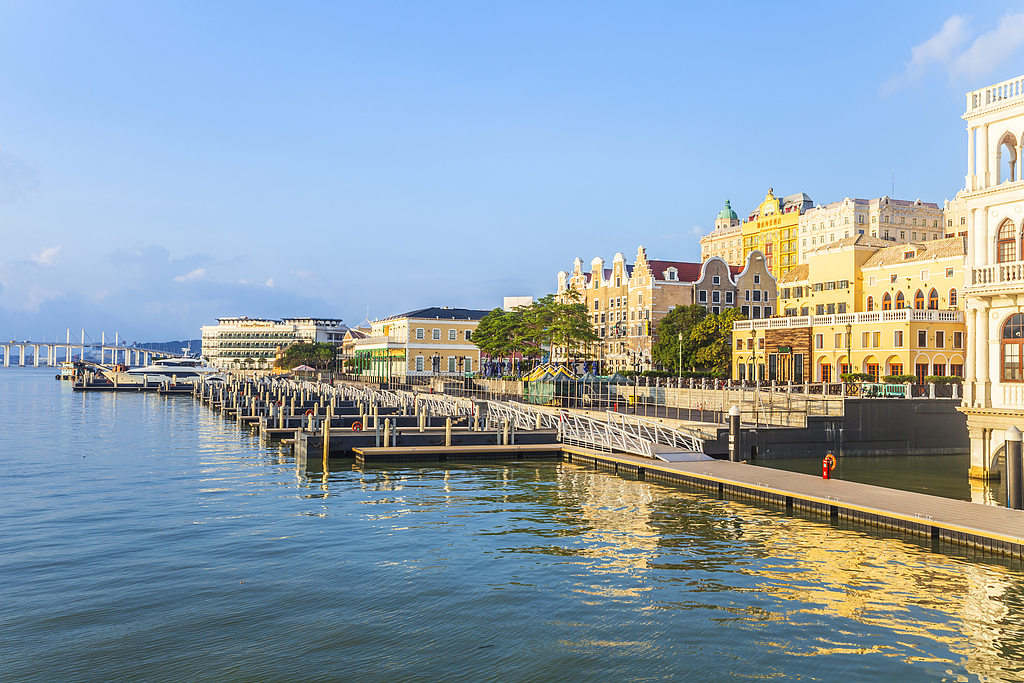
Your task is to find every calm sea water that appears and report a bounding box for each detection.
[4,369,1024,682]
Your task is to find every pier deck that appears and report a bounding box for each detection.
[561,446,1024,558]
[354,444,563,463]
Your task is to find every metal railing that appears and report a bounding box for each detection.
[606,412,705,454]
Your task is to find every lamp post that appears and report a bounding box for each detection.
[678,331,683,380]
[749,330,757,385]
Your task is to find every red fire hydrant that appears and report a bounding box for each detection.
[822,453,836,479]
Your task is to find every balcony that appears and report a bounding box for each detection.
[733,308,963,332]
[351,335,405,348]
[967,74,1024,115]
[967,264,1024,295]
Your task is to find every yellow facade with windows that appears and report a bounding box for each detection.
[740,189,810,281]
[733,235,966,383]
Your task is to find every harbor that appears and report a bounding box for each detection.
[149,373,1024,559]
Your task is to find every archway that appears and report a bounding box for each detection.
[928,288,939,310]
[817,355,833,383]
[863,355,880,381]
[1000,131,1019,183]
[882,292,892,310]
[998,218,1017,263]
[896,291,906,309]
[914,289,925,310]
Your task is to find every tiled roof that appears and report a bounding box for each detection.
[860,236,967,269]
[729,265,743,276]
[384,307,491,321]
[807,233,892,254]
[647,260,703,282]
[779,263,809,283]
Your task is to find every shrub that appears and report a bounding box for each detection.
[924,375,964,384]
[882,374,917,384]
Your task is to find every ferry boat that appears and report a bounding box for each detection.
[56,361,79,381]
[100,356,225,385]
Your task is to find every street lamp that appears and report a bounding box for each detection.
[678,331,683,380]
[845,322,853,379]
[749,330,757,385]
[432,352,440,375]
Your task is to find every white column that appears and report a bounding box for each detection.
[977,303,991,408]
[980,124,990,188]
[966,307,977,381]
[968,126,976,189]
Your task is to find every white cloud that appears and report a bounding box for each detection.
[266,278,275,287]
[31,246,60,267]
[172,267,207,283]
[882,15,970,96]
[953,11,1024,80]
[883,12,1024,96]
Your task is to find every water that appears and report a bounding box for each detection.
[4,369,1024,682]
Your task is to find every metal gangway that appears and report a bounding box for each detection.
[484,401,710,462]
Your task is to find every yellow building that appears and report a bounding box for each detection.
[740,189,812,281]
[733,235,966,383]
[348,306,488,379]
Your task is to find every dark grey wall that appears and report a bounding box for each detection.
[710,399,968,459]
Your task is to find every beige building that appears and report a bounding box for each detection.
[959,73,1024,481]
[200,316,347,370]
[798,197,944,265]
[699,199,744,265]
[735,235,966,383]
[347,307,488,379]
[558,247,773,372]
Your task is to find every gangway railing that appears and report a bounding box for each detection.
[605,412,705,454]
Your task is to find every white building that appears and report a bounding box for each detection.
[200,317,347,369]
[959,73,1024,482]
[798,197,944,264]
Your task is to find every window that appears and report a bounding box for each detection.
[821,362,832,383]
[815,334,824,349]
[816,304,825,315]
[866,296,874,311]
[758,338,765,350]
[415,356,424,372]
[432,329,441,340]
[872,332,880,348]
[914,290,924,309]
[861,331,870,348]
[464,357,472,372]
[890,273,898,283]
[839,279,849,289]
[713,275,720,285]
[920,269,930,280]
[826,281,836,290]
[745,290,751,301]
[936,331,945,348]
[928,289,939,310]
[448,356,456,373]
[827,303,836,315]
[416,328,425,340]
[894,330,904,347]
[814,283,824,292]
[763,290,770,302]
[951,364,963,377]
[616,277,621,287]
[594,300,599,310]
[954,331,963,348]
[698,290,707,303]
[712,306,720,314]
[712,290,721,303]
[882,293,891,310]
[866,363,879,381]
[754,275,760,284]
[998,219,1016,263]
[834,333,843,348]
[465,330,472,341]
[782,287,790,299]
[890,362,903,376]
[741,305,750,317]
[752,290,761,302]
[896,291,905,309]
[837,302,846,314]
[1003,314,1024,381]
[764,306,772,317]
[793,286,803,297]
[449,329,457,340]
[800,306,809,316]
[918,330,927,348]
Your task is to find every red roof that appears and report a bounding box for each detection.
[646,260,703,283]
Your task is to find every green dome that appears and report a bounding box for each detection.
[717,199,738,221]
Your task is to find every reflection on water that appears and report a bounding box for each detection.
[755,452,1007,504]
[3,369,1024,682]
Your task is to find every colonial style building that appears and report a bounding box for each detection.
[740,189,813,280]
[699,199,744,265]
[959,73,1024,481]
[734,234,966,383]
[200,317,347,369]
[558,247,772,372]
[346,307,488,379]
[798,197,945,264]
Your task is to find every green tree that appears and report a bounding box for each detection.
[690,307,746,374]
[651,304,709,373]
[274,342,338,370]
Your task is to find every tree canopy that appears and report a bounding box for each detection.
[274,342,336,370]
[652,304,744,375]
[471,291,598,369]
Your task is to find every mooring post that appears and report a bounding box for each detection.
[323,415,331,463]
[445,417,452,447]
[383,418,391,449]
[1006,426,1023,510]
[729,405,740,462]
[375,418,381,447]
[419,409,425,432]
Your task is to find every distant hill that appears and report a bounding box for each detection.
[138,340,202,356]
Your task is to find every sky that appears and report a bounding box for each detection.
[2,1,1024,343]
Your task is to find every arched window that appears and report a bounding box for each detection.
[949,288,958,307]
[914,289,925,309]
[896,291,906,309]
[998,219,1017,263]
[866,296,874,312]
[882,292,892,311]
[928,288,939,310]
[1002,313,1024,381]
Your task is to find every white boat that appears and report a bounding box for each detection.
[101,357,225,385]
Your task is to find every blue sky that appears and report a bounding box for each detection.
[1,1,1023,342]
